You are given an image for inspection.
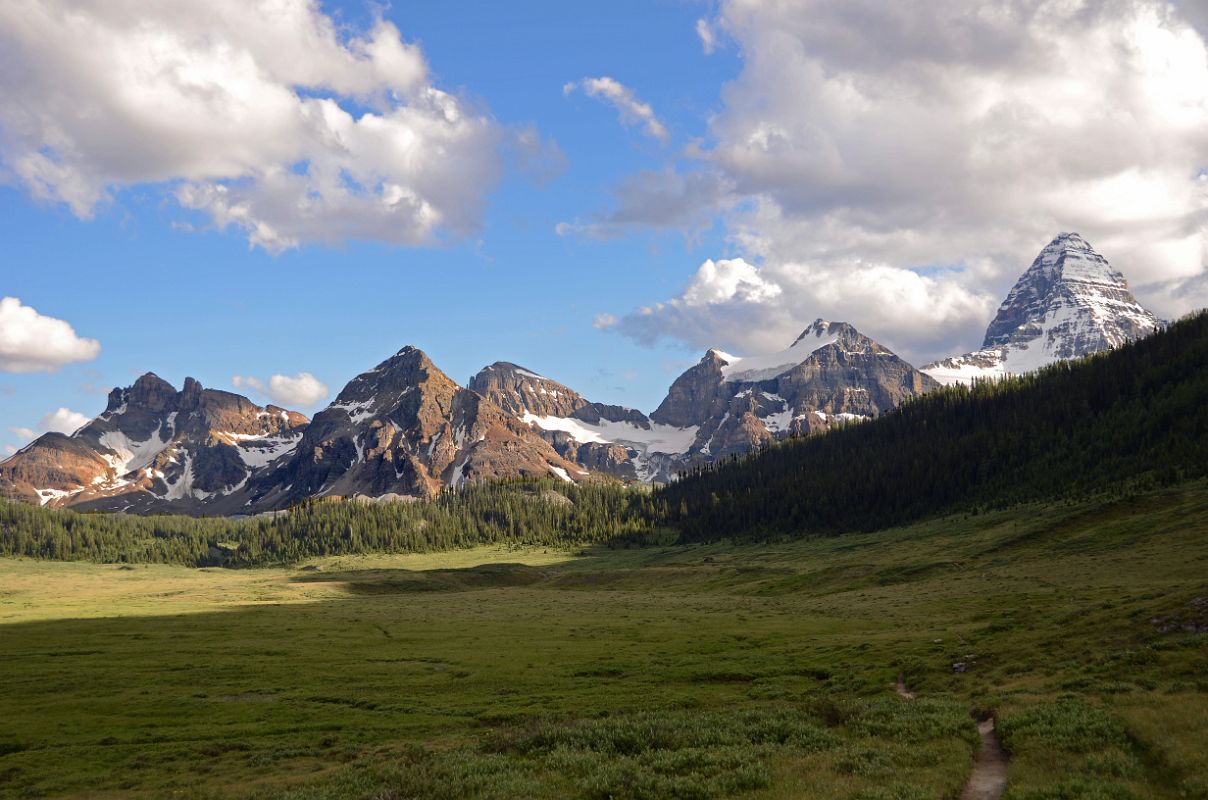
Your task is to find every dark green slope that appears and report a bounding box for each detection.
[658,311,1208,540]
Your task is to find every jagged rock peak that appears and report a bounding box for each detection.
[126,372,178,411]
[715,319,863,383]
[1,372,309,512]
[468,362,586,418]
[334,346,447,403]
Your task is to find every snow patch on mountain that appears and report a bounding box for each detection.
[98,425,169,478]
[237,434,302,469]
[520,412,699,454]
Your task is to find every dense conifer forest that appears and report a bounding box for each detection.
[1,311,1205,565]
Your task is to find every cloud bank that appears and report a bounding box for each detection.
[233,372,329,408]
[598,0,1208,362]
[0,297,101,373]
[0,0,507,251]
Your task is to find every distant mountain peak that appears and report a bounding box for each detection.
[790,318,850,345]
[716,319,868,383]
[924,233,1161,385]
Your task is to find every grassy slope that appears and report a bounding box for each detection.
[1,483,1206,799]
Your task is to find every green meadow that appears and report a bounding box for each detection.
[1,482,1206,799]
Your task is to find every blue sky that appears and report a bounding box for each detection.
[1,0,742,451]
[3,0,1207,454]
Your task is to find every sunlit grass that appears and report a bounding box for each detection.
[0,483,1205,798]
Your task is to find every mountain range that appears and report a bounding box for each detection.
[0,233,1163,515]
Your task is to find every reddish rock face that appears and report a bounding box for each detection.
[237,347,594,512]
[469,362,589,418]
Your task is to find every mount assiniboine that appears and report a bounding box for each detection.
[923,233,1161,385]
[0,233,1164,516]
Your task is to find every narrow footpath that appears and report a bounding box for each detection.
[892,674,1008,800]
[959,717,1009,800]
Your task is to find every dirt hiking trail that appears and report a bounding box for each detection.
[893,674,1008,800]
[959,717,1009,800]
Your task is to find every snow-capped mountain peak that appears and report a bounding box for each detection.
[924,233,1161,385]
[717,319,851,382]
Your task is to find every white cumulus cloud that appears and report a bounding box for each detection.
[38,407,91,435]
[0,0,508,251]
[608,256,993,363]
[598,0,1208,362]
[0,297,101,373]
[564,77,669,142]
[8,406,92,445]
[233,372,328,408]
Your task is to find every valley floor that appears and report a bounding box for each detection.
[1,484,1206,799]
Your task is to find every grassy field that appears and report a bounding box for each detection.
[1,484,1206,799]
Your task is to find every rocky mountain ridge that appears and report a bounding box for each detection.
[472,320,939,482]
[0,373,308,512]
[1,233,1166,515]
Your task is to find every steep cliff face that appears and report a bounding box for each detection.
[924,233,1162,384]
[650,351,731,429]
[0,373,308,512]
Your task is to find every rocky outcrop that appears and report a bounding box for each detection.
[469,362,589,418]
[469,362,679,482]
[924,233,1162,384]
[650,351,730,429]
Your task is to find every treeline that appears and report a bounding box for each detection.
[0,481,662,567]
[661,310,1208,540]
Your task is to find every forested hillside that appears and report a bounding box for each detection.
[662,310,1208,540]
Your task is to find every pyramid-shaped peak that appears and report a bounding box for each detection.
[375,345,440,373]
[790,319,861,346]
[980,233,1156,351]
[1024,232,1118,284]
